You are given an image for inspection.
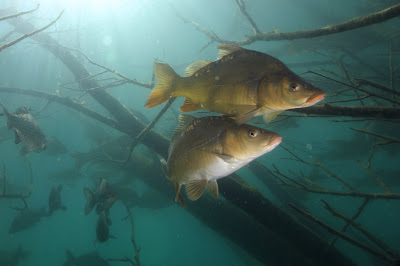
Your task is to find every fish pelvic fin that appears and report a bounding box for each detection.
[145,62,179,108]
[186,179,208,201]
[207,180,219,199]
[180,98,201,112]
[263,110,284,123]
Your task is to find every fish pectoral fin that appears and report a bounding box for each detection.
[207,180,219,199]
[184,60,212,77]
[216,153,235,163]
[14,131,21,144]
[263,110,284,123]
[180,98,201,112]
[234,108,261,125]
[186,179,208,201]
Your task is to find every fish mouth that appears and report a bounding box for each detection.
[266,135,282,151]
[306,92,325,106]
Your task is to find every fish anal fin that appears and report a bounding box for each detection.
[207,180,219,199]
[263,110,284,123]
[145,62,179,108]
[186,179,208,201]
[234,108,260,125]
[180,98,201,112]
[217,45,244,60]
[174,182,182,202]
[14,131,21,144]
[184,60,212,77]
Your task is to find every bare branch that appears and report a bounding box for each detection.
[177,3,400,45]
[0,4,39,21]
[350,128,400,143]
[234,0,261,35]
[322,200,400,259]
[0,10,64,52]
[288,203,396,264]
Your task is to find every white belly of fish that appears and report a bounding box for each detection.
[192,156,251,182]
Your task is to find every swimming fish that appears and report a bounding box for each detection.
[161,115,282,205]
[84,178,116,215]
[95,211,114,243]
[145,45,325,123]
[0,104,47,154]
[8,207,48,234]
[63,250,109,266]
[48,184,67,215]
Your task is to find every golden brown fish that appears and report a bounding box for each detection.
[161,115,282,205]
[145,45,325,123]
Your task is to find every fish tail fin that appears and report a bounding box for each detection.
[145,62,179,108]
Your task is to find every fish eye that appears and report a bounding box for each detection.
[290,83,299,92]
[248,129,258,138]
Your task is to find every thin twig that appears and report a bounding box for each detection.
[0,4,39,21]
[234,0,261,35]
[322,200,399,259]
[351,128,400,143]
[288,203,395,264]
[0,10,64,52]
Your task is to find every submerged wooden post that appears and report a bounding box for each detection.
[0,9,355,265]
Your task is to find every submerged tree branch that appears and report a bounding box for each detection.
[177,3,400,45]
[289,203,397,264]
[292,104,400,119]
[0,10,63,52]
[0,4,39,21]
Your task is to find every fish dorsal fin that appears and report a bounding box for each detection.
[217,45,244,60]
[184,60,212,77]
[207,180,219,199]
[186,179,208,200]
[263,110,284,123]
[180,98,201,112]
[171,114,196,142]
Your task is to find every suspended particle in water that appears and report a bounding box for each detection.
[306,143,312,150]
[215,76,220,81]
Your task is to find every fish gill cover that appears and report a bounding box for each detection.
[0,0,399,265]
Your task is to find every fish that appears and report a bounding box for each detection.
[95,211,114,243]
[161,115,282,204]
[145,45,325,123]
[9,207,48,234]
[48,184,67,215]
[83,178,116,215]
[63,250,109,266]
[0,246,30,266]
[0,104,47,154]
[44,136,68,156]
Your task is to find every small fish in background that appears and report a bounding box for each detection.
[0,103,47,154]
[63,250,110,266]
[95,211,115,243]
[83,178,116,215]
[44,136,68,156]
[48,184,67,215]
[0,245,30,266]
[8,207,48,234]
[161,115,282,205]
[145,45,325,123]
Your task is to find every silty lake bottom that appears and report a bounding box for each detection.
[0,0,399,265]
